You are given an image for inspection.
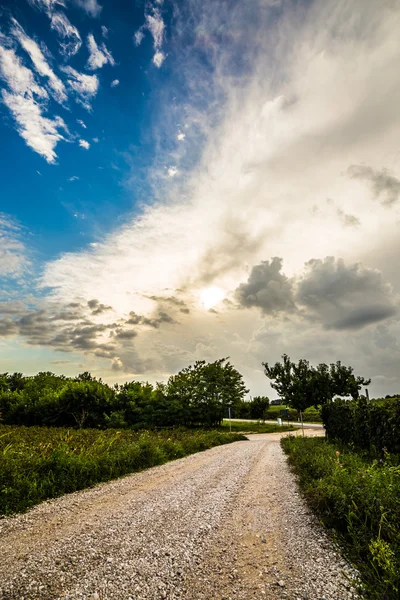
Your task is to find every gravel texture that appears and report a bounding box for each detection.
[0,430,361,600]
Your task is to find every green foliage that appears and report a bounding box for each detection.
[322,397,400,454]
[0,424,245,515]
[281,436,400,599]
[220,420,294,433]
[165,358,248,427]
[248,396,270,419]
[0,360,249,430]
[263,354,370,410]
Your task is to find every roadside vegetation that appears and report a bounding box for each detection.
[0,424,245,516]
[282,436,400,600]
[220,419,294,433]
[266,355,400,600]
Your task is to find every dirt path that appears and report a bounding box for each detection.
[0,430,359,600]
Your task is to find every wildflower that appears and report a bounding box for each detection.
[339,464,343,468]
[335,451,340,456]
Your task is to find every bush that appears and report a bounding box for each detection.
[0,425,245,515]
[281,436,400,599]
[322,397,400,454]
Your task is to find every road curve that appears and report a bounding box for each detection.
[0,430,359,600]
[228,419,324,429]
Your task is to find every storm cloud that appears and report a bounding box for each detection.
[297,257,398,330]
[235,257,296,315]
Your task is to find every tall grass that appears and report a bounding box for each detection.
[281,436,400,600]
[220,420,294,433]
[0,425,245,516]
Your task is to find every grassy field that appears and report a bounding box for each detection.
[0,425,245,516]
[265,405,323,423]
[221,420,295,433]
[281,436,400,600]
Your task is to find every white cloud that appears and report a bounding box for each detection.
[101,25,108,38]
[135,6,166,67]
[134,30,144,46]
[21,0,400,393]
[177,131,185,141]
[69,175,79,181]
[145,9,165,49]
[86,34,115,70]
[79,139,90,149]
[167,166,178,178]
[50,12,82,56]
[92,137,99,142]
[61,65,99,109]
[153,51,165,68]
[77,119,86,128]
[71,0,102,18]
[3,92,69,162]
[0,214,30,279]
[110,78,119,87]
[11,19,67,104]
[0,45,47,99]
[0,43,67,162]
[27,0,66,13]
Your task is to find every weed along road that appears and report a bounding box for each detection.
[0,430,359,600]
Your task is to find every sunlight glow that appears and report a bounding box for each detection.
[200,286,225,309]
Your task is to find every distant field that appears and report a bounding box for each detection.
[0,425,245,516]
[265,405,323,423]
[221,420,295,433]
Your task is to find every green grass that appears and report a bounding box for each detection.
[281,436,400,600]
[0,425,245,516]
[221,420,294,433]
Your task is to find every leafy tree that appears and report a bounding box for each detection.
[249,396,270,420]
[167,358,248,427]
[263,355,371,412]
[263,355,313,412]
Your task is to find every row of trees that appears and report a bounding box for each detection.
[263,354,371,413]
[0,359,268,429]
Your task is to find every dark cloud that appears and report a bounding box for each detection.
[327,306,397,330]
[0,300,28,315]
[297,257,398,330]
[148,295,187,308]
[115,329,138,340]
[348,164,400,205]
[235,257,296,314]
[125,310,176,328]
[87,299,112,315]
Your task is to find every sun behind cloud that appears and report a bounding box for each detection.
[200,287,225,309]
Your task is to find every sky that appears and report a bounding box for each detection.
[1,0,400,398]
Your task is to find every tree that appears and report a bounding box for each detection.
[166,358,248,427]
[262,355,371,412]
[263,355,313,413]
[249,396,270,420]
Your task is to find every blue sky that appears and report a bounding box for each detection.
[0,0,169,260]
[1,0,400,397]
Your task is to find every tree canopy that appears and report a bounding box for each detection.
[0,359,249,429]
[262,354,370,412]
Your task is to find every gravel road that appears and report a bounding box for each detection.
[0,430,360,600]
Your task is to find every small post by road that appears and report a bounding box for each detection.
[300,410,304,436]
[228,406,232,433]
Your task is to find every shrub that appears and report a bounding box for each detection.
[281,436,400,599]
[322,397,400,454]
